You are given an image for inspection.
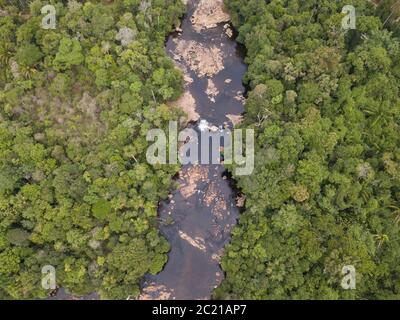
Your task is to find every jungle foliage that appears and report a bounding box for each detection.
[0,0,184,299]
[376,0,400,37]
[217,0,400,299]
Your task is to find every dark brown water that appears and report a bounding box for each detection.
[140,0,246,300]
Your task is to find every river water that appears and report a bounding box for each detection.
[140,0,247,300]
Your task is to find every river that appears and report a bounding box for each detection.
[140,0,247,300]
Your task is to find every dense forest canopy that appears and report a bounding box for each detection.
[376,0,400,36]
[216,0,400,299]
[0,0,185,299]
[1,0,400,301]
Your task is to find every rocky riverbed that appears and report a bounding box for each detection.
[140,0,247,300]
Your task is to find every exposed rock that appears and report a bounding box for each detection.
[225,28,233,37]
[211,249,224,263]
[204,182,218,206]
[198,119,220,133]
[226,114,243,126]
[212,196,227,220]
[178,231,206,252]
[174,62,194,85]
[210,125,219,132]
[175,40,224,78]
[205,79,219,102]
[223,23,233,37]
[235,194,246,208]
[191,0,230,32]
[167,47,197,124]
[168,91,199,123]
[183,73,194,85]
[234,90,246,103]
[139,283,172,300]
[180,165,209,199]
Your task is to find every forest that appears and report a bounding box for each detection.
[1,0,400,301]
[0,0,185,299]
[216,0,400,299]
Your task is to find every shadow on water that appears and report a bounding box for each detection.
[140,0,247,300]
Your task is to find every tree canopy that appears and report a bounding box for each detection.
[0,0,184,299]
[217,0,400,300]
